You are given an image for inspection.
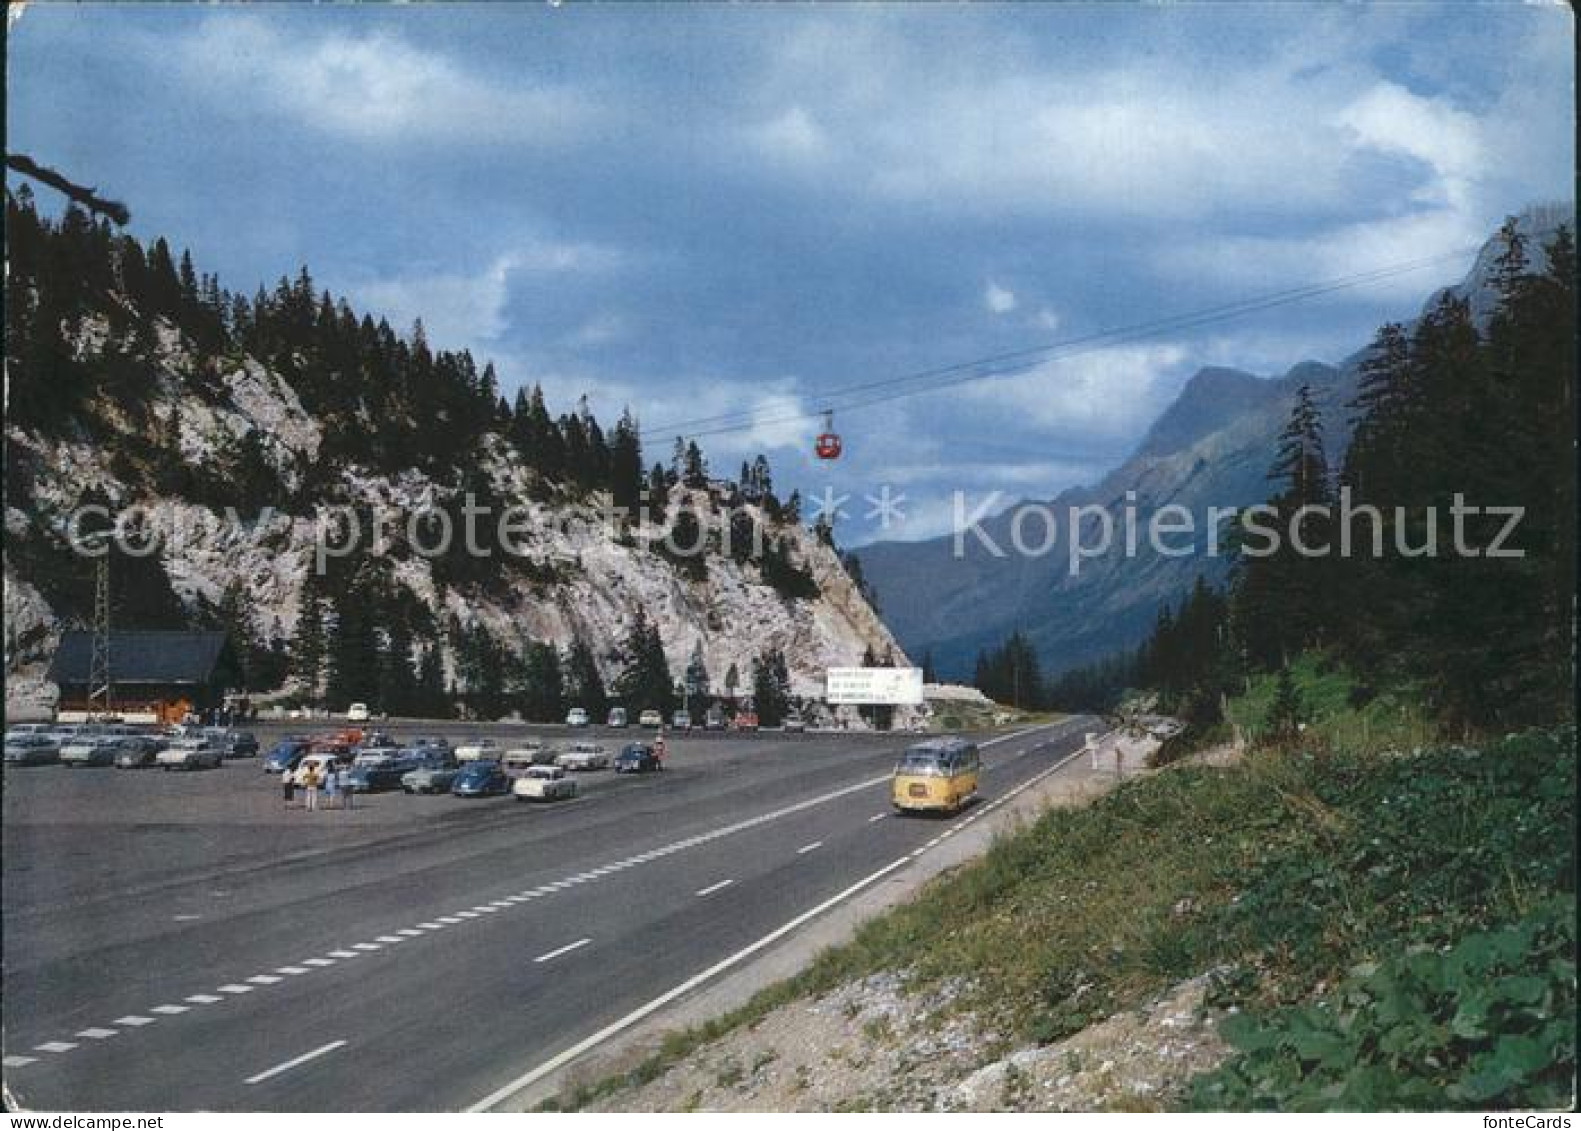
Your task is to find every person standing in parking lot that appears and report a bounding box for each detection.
[282,769,296,809]
[324,764,340,811]
[303,763,320,812]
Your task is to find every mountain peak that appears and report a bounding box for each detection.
[1134,366,1277,458]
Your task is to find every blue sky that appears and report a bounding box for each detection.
[7,2,1573,543]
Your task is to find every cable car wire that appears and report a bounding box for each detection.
[639,242,1484,445]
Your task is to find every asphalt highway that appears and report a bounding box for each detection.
[2,717,1099,1111]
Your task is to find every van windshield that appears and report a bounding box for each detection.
[896,752,945,776]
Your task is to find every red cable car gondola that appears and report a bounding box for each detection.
[815,409,842,460]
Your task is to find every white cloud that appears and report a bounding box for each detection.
[959,342,1192,441]
[749,106,831,167]
[174,16,588,145]
[350,257,515,348]
[984,282,1017,315]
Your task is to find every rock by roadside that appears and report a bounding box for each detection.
[591,970,1229,1113]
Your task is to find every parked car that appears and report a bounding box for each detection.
[565,707,590,727]
[512,764,579,802]
[614,743,663,774]
[353,743,408,768]
[346,702,371,722]
[114,735,166,768]
[672,709,693,730]
[451,760,510,797]
[289,751,343,785]
[606,707,629,728]
[345,752,422,793]
[733,710,759,731]
[307,740,355,766]
[205,729,259,758]
[703,706,726,731]
[157,738,223,771]
[554,741,610,771]
[61,734,130,767]
[782,712,807,733]
[502,741,550,776]
[401,753,462,794]
[4,734,61,765]
[5,723,53,740]
[264,739,312,774]
[455,737,501,762]
[410,736,452,755]
[638,708,663,727]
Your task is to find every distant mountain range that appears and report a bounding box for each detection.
[859,205,1571,679]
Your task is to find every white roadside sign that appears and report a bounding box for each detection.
[825,667,924,706]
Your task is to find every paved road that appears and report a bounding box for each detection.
[2,718,1099,1111]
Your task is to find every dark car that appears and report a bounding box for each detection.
[345,752,423,793]
[205,729,260,758]
[264,739,311,774]
[410,736,452,755]
[451,760,510,797]
[614,743,663,774]
[114,735,166,768]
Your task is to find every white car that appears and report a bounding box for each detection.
[60,734,133,767]
[554,741,610,771]
[639,709,663,727]
[289,751,343,786]
[565,707,590,727]
[502,741,548,776]
[346,702,371,722]
[783,712,807,733]
[512,765,578,802]
[454,737,501,762]
[156,738,223,771]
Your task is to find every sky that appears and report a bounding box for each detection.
[6,2,1574,544]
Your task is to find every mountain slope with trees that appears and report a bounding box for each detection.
[3,187,904,719]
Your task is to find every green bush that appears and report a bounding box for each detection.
[1190,897,1575,1110]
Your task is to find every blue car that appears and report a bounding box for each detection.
[264,739,311,774]
[451,760,509,797]
[614,743,663,774]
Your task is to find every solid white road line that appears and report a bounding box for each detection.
[533,938,592,964]
[695,879,735,897]
[796,841,823,854]
[466,854,912,1112]
[243,1039,348,1086]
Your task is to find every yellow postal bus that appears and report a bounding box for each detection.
[891,738,980,814]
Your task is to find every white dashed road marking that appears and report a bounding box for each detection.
[216,984,254,995]
[75,1028,117,1040]
[114,1016,156,1028]
[3,1056,38,1068]
[150,1004,189,1015]
[186,994,223,1004]
[247,975,283,985]
[695,879,735,897]
[34,1041,77,1054]
[243,1039,347,1086]
[796,841,823,854]
[868,813,888,823]
[533,938,592,964]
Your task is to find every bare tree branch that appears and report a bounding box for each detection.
[6,154,130,225]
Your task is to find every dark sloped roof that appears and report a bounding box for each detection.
[49,631,229,686]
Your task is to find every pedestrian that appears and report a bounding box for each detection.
[324,764,340,811]
[654,731,667,765]
[303,763,320,812]
[282,769,297,809]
